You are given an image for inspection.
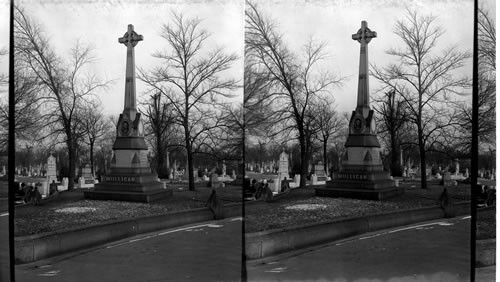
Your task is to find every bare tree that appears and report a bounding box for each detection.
[372,9,470,188]
[14,6,109,189]
[478,7,495,73]
[244,61,276,137]
[139,12,239,190]
[80,100,112,176]
[372,89,410,176]
[313,96,346,175]
[0,48,10,150]
[139,92,178,178]
[246,2,343,187]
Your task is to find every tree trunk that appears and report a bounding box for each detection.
[90,141,94,176]
[156,137,166,177]
[323,138,328,173]
[185,123,195,190]
[418,127,427,189]
[187,145,195,191]
[299,136,307,188]
[67,142,76,190]
[390,132,400,176]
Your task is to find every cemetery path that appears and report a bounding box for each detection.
[247,216,471,281]
[0,184,10,282]
[15,217,243,282]
[0,209,9,282]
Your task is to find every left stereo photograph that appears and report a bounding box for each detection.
[11,1,244,281]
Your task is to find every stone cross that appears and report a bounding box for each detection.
[352,21,377,110]
[118,24,143,117]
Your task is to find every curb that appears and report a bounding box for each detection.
[245,201,470,260]
[15,203,242,264]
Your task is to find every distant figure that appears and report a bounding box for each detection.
[254,181,263,199]
[438,188,455,218]
[22,183,32,204]
[31,186,42,205]
[264,184,274,202]
[281,177,290,193]
[49,180,58,195]
[250,179,258,193]
[207,189,225,220]
[485,186,496,206]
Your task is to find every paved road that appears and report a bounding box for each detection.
[0,197,10,282]
[248,216,471,281]
[16,217,243,282]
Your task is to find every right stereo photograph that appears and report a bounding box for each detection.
[242,0,492,280]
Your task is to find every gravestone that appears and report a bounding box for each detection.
[314,161,327,181]
[46,155,57,183]
[81,165,94,183]
[316,21,400,200]
[85,25,171,202]
[454,159,460,175]
[289,174,301,188]
[465,168,469,178]
[278,151,289,180]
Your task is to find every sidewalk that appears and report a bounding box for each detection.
[476,265,496,282]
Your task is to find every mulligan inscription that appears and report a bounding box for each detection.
[102,176,137,183]
[337,173,368,180]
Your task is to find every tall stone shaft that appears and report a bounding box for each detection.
[118,24,143,119]
[352,21,377,112]
[84,24,171,203]
[315,21,401,201]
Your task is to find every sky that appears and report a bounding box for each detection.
[251,0,475,114]
[16,0,244,117]
[0,0,8,85]
[0,0,489,121]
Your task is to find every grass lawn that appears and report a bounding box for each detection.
[244,179,471,233]
[0,180,7,198]
[14,181,242,237]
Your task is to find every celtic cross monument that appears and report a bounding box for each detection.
[85,25,172,202]
[315,21,402,200]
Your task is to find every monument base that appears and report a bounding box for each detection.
[84,172,172,203]
[314,170,403,200]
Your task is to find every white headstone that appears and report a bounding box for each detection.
[278,151,289,180]
[294,174,300,186]
[47,155,57,184]
[62,178,69,190]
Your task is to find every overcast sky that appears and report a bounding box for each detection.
[0,0,8,84]
[16,0,244,117]
[0,0,491,116]
[251,0,475,114]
